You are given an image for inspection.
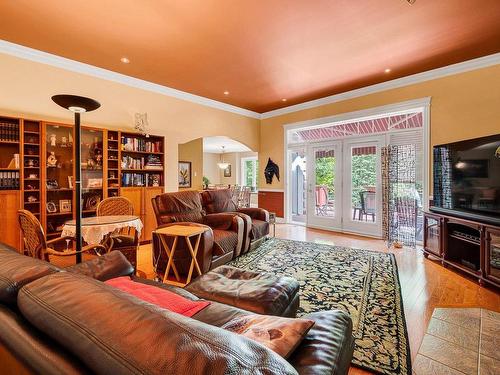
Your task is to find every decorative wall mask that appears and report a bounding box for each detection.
[264,158,280,184]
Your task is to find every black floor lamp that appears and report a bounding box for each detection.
[52,94,101,263]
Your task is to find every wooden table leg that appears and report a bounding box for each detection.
[185,233,203,284]
[158,235,180,281]
[162,235,181,284]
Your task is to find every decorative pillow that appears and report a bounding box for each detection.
[222,314,314,358]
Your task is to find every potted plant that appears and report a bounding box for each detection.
[202,176,210,190]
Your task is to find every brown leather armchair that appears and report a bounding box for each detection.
[151,190,244,278]
[201,189,270,254]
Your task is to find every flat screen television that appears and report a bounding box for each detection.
[432,133,500,225]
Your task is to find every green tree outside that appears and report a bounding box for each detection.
[314,154,377,206]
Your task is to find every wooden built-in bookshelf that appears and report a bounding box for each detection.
[0,114,165,251]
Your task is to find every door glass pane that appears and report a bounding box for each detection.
[290,149,306,223]
[314,148,335,217]
[351,146,377,222]
[81,128,104,217]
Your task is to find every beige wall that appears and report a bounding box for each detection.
[0,53,260,192]
[259,64,500,194]
[219,152,239,185]
[202,153,221,185]
[178,138,203,190]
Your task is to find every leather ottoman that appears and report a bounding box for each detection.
[186,265,300,317]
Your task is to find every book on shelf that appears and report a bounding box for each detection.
[121,136,162,153]
[121,172,162,187]
[0,122,20,142]
[0,171,20,189]
[121,155,145,169]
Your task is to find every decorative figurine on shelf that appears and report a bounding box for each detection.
[47,151,57,167]
[27,195,38,203]
[49,134,57,147]
[87,158,96,169]
[61,136,67,148]
[94,149,103,167]
[134,112,149,137]
[68,133,73,146]
[152,174,160,187]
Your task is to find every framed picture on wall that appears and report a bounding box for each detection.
[223,164,231,177]
[178,161,192,188]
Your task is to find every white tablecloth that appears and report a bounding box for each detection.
[61,215,143,245]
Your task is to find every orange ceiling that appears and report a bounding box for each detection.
[0,1,499,113]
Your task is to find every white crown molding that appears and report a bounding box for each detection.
[0,39,261,119]
[262,53,500,119]
[2,39,499,122]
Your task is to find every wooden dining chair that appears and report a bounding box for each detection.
[17,209,105,268]
[96,196,139,269]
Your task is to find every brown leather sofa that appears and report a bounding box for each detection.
[201,189,270,254]
[151,190,245,276]
[0,243,355,375]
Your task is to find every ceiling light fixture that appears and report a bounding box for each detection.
[217,146,229,169]
[384,68,391,73]
[223,91,229,95]
[120,57,130,64]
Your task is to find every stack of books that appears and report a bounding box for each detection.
[145,155,163,170]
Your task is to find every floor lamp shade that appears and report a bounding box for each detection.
[51,95,101,263]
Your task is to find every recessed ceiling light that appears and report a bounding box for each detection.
[120,57,130,64]
[282,98,287,102]
[384,68,391,73]
[223,91,229,95]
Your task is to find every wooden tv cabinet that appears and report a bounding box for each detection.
[423,211,500,289]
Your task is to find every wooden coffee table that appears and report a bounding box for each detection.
[153,225,208,287]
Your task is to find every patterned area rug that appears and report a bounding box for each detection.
[228,238,411,375]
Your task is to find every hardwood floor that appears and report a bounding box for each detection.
[137,224,500,375]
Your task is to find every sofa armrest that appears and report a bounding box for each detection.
[289,310,354,375]
[64,251,134,281]
[238,207,270,222]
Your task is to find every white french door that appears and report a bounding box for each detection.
[303,137,383,237]
[341,137,383,237]
[306,142,342,230]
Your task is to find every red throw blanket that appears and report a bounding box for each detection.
[105,277,210,317]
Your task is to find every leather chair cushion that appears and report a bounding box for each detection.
[212,229,238,255]
[0,245,59,306]
[17,272,298,375]
[201,189,237,214]
[154,190,205,224]
[251,219,270,240]
[186,266,300,317]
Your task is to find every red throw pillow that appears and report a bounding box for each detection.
[105,277,210,317]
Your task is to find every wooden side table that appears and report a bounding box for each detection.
[153,225,208,287]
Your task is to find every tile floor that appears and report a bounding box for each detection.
[415,308,499,375]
